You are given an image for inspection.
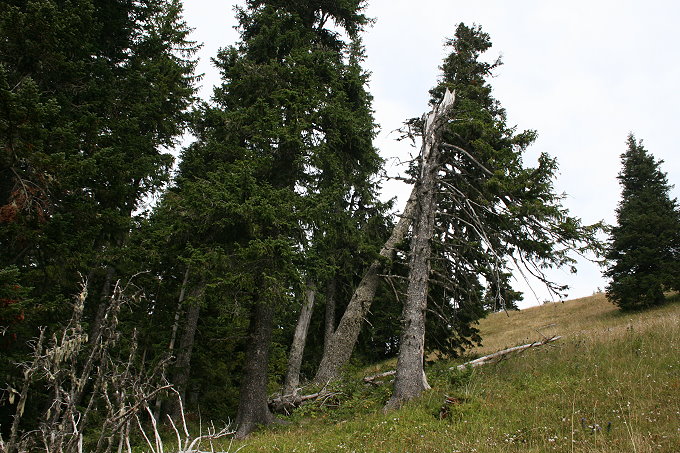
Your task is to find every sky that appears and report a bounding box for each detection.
[180,1,680,307]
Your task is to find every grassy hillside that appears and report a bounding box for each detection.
[219,293,680,452]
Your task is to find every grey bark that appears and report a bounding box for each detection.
[7,329,46,452]
[282,283,317,395]
[322,277,337,357]
[363,336,562,386]
[386,90,456,410]
[451,336,562,370]
[313,188,417,384]
[234,300,277,439]
[169,266,191,354]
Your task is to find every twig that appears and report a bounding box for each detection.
[7,328,46,450]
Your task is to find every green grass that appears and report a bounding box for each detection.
[213,294,680,452]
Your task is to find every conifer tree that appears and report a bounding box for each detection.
[604,134,680,309]
[0,0,198,430]
[0,0,197,323]
[169,0,382,437]
[386,23,601,409]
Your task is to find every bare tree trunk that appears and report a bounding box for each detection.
[384,156,437,410]
[385,89,455,410]
[322,277,337,357]
[170,266,191,355]
[313,188,417,384]
[282,283,316,395]
[170,281,204,417]
[234,300,277,439]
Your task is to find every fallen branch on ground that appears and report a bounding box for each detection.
[363,370,396,385]
[269,384,342,415]
[451,335,562,371]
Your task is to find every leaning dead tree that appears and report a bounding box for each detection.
[277,90,455,402]
[385,89,456,410]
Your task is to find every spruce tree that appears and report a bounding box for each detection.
[165,0,383,437]
[604,134,680,309]
[0,0,198,431]
[0,0,197,320]
[386,23,602,409]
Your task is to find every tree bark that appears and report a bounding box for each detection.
[386,89,456,410]
[313,188,417,384]
[451,336,562,370]
[322,277,337,358]
[234,300,277,439]
[282,282,316,395]
[169,266,191,355]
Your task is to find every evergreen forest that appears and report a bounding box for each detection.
[1,1,678,451]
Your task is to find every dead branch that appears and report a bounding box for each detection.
[440,142,494,176]
[269,383,342,415]
[6,328,46,450]
[363,370,396,385]
[451,335,562,371]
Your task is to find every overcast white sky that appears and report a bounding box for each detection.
[181,1,680,307]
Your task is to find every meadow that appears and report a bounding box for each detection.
[150,293,680,453]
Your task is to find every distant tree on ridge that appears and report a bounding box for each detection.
[605,134,680,310]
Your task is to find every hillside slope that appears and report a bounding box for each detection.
[225,293,680,452]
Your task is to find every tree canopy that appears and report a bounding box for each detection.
[604,134,680,309]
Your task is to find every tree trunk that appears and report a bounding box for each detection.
[170,266,192,355]
[170,281,204,417]
[89,265,115,345]
[155,265,190,420]
[384,162,437,409]
[322,277,337,357]
[385,89,456,410]
[282,282,316,395]
[313,188,417,384]
[234,300,277,439]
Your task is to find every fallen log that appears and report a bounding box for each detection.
[269,387,341,415]
[451,335,562,371]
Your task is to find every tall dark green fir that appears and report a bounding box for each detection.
[168,0,382,438]
[604,134,680,309]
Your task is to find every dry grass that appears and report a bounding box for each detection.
[471,292,679,356]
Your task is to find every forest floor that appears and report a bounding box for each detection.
[211,292,680,452]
